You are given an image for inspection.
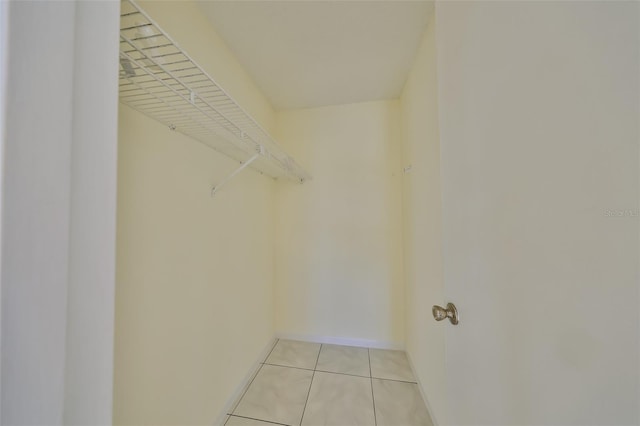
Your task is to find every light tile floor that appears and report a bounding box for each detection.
[225,339,433,426]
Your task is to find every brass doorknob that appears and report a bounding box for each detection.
[432,303,459,325]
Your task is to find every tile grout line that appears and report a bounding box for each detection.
[314,369,371,380]
[227,414,290,426]
[313,344,322,371]
[261,362,412,383]
[227,339,279,416]
[299,344,323,426]
[261,362,314,372]
[372,376,418,385]
[368,348,378,426]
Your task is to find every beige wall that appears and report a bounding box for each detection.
[437,2,639,424]
[400,12,446,425]
[115,106,276,425]
[114,1,278,424]
[275,101,405,347]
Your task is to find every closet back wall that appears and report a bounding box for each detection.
[114,1,278,424]
[275,101,405,347]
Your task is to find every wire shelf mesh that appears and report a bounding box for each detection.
[118,0,310,182]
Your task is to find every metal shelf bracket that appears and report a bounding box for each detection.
[211,153,261,197]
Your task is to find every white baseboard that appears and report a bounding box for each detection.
[275,332,404,350]
[213,337,278,426]
[405,350,439,426]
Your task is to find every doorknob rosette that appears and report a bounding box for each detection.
[432,303,459,325]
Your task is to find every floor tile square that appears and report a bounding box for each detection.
[233,364,313,426]
[315,344,370,377]
[265,339,321,370]
[369,348,415,382]
[372,379,432,426]
[301,371,375,426]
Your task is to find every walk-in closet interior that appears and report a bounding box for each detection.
[2,0,638,425]
[115,1,427,423]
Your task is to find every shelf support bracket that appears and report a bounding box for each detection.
[211,153,260,197]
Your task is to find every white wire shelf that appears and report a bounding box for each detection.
[118,0,310,182]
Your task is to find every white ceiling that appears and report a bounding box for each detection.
[197,1,432,110]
